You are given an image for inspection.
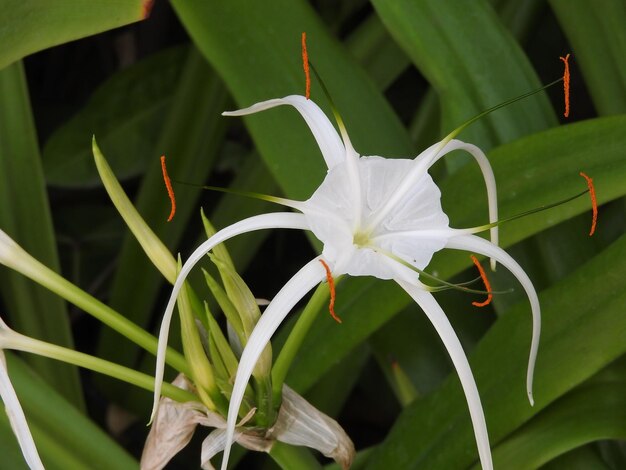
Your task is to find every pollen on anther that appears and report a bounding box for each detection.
[319,259,341,323]
[301,32,311,100]
[470,255,493,308]
[559,53,571,118]
[160,155,176,222]
[580,171,597,236]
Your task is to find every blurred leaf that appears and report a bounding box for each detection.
[286,115,626,394]
[541,446,611,470]
[550,0,626,116]
[371,0,557,161]
[0,0,151,69]
[344,14,410,91]
[481,382,626,469]
[366,231,626,469]
[43,46,187,187]
[1,353,136,470]
[172,0,414,199]
[0,61,83,407]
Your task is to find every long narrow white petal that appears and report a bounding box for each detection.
[151,213,310,423]
[445,234,540,406]
[220,257,326,470]
[397,283,493,470]
[0,352,45,470]
[425,140,499,269]
[223,96,345,169]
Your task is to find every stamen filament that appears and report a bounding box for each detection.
[579,171,597,236]
[439,78,563,150]
[319,259,341,323]
[301,32,311,100]
[560,54,571,118]
[470,255,493,307]
[468,188,589,233]
[373,246,508,296]
[160,155,176,222]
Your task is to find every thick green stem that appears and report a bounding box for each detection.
[268,441,323,470]
[11,251,190,375]
[4,334,196,403]
[271,280,341,402]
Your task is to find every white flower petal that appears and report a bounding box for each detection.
[445,234,540,406]
[0,352,45,470]
[151,213,310,423]
[220,257,327,470]
[223,95,345,169]
[425,140,499,269]
[397,282,493,470]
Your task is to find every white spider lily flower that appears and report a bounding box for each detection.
[142,375,353,470]
[152,95,541,470]
[0,318,45,470]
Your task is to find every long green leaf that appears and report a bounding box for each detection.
[371,0,557,157]
[0,61,83,407]
[0,0,151,69]
[480,382,626,469]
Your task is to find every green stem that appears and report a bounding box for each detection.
[13,251,190,375]
[268,441,323,470]
[271,281,339,402]
[4,334,196,403]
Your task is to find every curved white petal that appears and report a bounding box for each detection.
[397,283,493,470]
[445,234,540,406]
[426,140,499,270]
[150,213,310,423]
[0,352,45,470]
[223,95,345,169]
[220,257,326,470]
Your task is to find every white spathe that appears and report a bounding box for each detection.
[152,95,541,470]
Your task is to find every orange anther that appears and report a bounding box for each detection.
[160,155,176,222]
[141,0,154,19]
[301,32,311,100]
[580,171,597,236]
[559,54,571,118]
[470,255,492,307]
[319,259,341,323]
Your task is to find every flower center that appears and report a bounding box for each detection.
[352,231,371,248]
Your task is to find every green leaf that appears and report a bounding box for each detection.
[0,61,83,408]
[0,0,151,69]
[371,0,557,157]
[365,232,626,468]
[171,0,414,199]
[43,46,187,187]
[541,446,612,470]
[480,381,626,469]
[550,0,626,116]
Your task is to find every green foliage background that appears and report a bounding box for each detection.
[0,0,625,468]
